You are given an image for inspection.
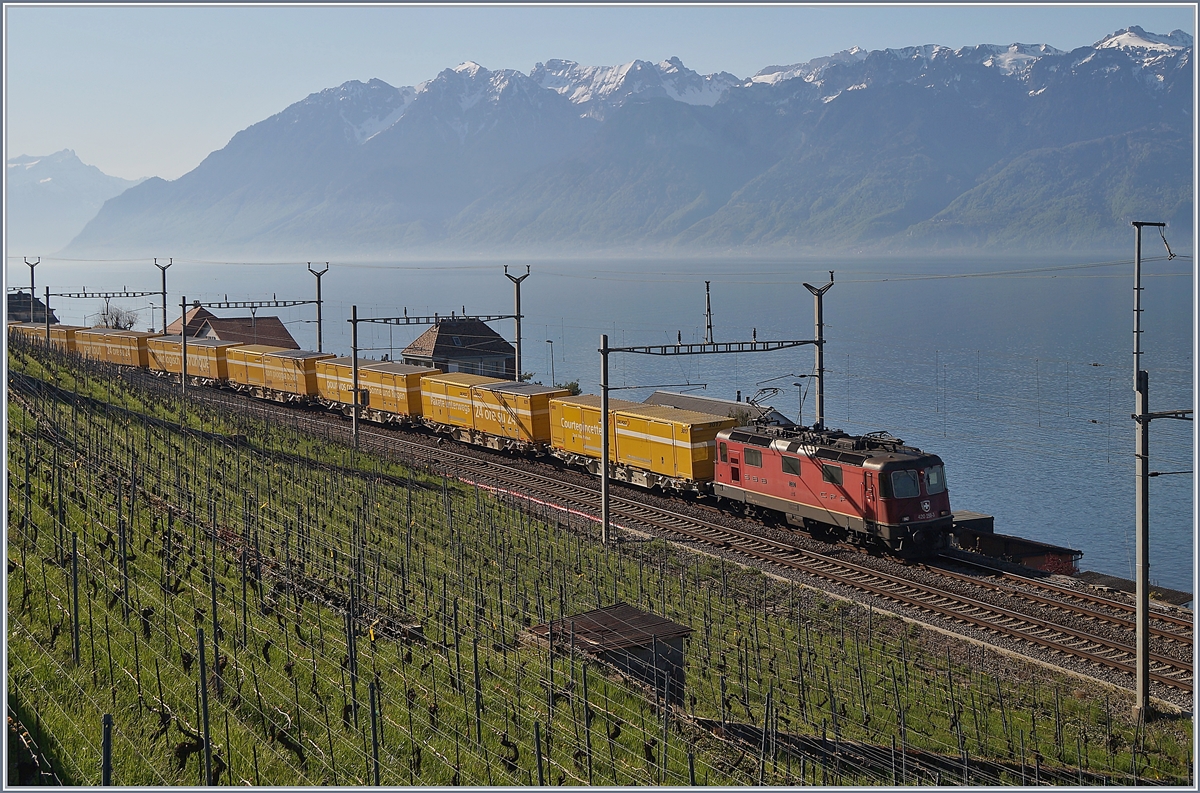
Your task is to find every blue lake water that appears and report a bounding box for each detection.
[12,253,1194,594]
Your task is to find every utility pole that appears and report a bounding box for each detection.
[1129,221,1191,719]
[309,262,329,352]
[546,339,555,386]
[599,334,611,545]
[24,257,39,324]
[704,281,714,344]
[44,287,51,346]
[350,305,360,449]
[154,258,172,335]
[180,297,188,396]
[504,265,530,380]
[802,271,835,430]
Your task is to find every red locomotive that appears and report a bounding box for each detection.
[712,424,951,556]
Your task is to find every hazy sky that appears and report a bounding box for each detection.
[5,4,1195,180]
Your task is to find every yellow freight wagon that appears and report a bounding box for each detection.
[90,330,153,368]
[49,324,88,353]
[421,372,500,430]
[227,345,289,388]
[74,328,109,361]
[549,396,736,489]
[360,362,442,417]
[147,336,242,380]
[549,394,642,459]
[611,404,737,481]
[315,357,360,405]
[472,381,570,443]
[7,323,46,345]
[263,350,334,397]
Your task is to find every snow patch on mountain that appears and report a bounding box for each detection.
[981,43,1065,75]
[531,57,740,118]
[1096,26,1192,52]
[751,47,867,85]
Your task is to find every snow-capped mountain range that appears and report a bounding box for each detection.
[59,27,1195,256]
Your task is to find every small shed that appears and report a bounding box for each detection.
[402,318,514,378]
[528,603,692,706]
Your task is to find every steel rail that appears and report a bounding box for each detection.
[926,558,1193,645]
[934,554,1194,630]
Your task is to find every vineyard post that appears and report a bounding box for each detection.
[72,533,81,665]
[534,720,545,786]
[101,713,113,785]
[369,681,381,785]
[180,297,187,399]
[198,626,213,786]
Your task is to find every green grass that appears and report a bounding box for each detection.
[6,341,1193,785]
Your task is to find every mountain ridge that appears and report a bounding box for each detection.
[63,27,1194,257]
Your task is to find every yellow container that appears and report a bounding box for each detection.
[48,325,88,353]
[614,404,736,480]
[79,329,152,367]
[550,396,736,481]
[227,345,289,387]
[7,323,45,345]
[147,336,242,379]
[315,357,362,405]
[471,382,570,443]
[360,362,442,417]
[74,328,109,360]
[263,350,334,396]
[549,394,642,457]
[420,372,503,429]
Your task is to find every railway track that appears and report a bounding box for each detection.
[930,555,1194,643]
[49,369,1200,696]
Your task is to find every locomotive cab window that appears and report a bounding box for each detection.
[821,464,842,485]
[719,442,728,463]
[744,448,762,467]
[781,456,800,476]
[891,470,920,498]
[925,464,946,494]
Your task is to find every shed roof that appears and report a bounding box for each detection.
[528,603,692,652]
[403,318,514,360]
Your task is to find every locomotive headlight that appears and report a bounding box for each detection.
[940,510,949,516]
[901,516,910,522]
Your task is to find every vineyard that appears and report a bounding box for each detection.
[6,340,1194,786]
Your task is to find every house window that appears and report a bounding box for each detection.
[452,336,463,347]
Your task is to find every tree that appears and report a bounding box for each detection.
[557,380,583,396]
[99,304,138,330]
